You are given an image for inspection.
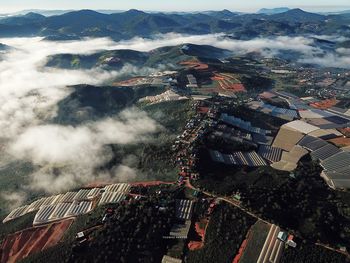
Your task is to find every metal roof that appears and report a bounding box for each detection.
[258,145,283,163]
[284,120,320,134]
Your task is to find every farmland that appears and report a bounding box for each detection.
[239,220,271,263]
[1,219,73,263]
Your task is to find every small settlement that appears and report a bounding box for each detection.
[173,89,350,191]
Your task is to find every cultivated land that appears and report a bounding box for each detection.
[1,219,73,263]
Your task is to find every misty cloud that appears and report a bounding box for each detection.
[9,108,159,166]
[1,191,27,210]
[8,108,159,193]
[108,33,349,68]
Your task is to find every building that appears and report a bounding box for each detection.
[162,255,182,263]
[186,75,198,89]
[175,199,194,220]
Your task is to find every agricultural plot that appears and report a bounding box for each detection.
[3,183,131,225]
[0,219,73,263]
[239,220,271,263]
[210,150,267,167]
[194,72,245,97]
[211,73,245,92]
[220,113,272,136]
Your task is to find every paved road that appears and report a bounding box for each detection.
[184,178,269,224]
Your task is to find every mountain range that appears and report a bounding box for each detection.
[0,8,350,40]
[257,7,290,15]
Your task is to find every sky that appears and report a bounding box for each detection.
[1,0,350,13]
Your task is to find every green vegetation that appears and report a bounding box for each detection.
[144,46,193,67]
[241,159,350,247]
[53,84,165,125]
[281,243,349,263]
[139,100,195,133]
[46,49,149,70]
[100,100,195,181]
[187,203,256,263]
[70,56,80,68]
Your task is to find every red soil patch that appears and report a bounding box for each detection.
[232,239,248,263]
[188,241,203,250]
[338,128,350,137]
[84,181,110,188]
[197,107,209,114]
[130,181,175,187]
[310,98,339,109]
[328,137,350,147]
[188,219,208,251]
[113,77,143,86]
[229,84,246,92]
[85,181,175,188]
[211,76,226,81]
[212,73,246,93]
[218,80,246,92]
[180,60,209,70]
[1,219,73,263]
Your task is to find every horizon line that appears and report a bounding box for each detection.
[2,5,350,15]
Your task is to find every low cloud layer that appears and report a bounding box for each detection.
[0,33,349,208]
[8,108,159,193]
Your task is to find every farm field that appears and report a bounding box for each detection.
[195,72,246,97]
[239,220,271,263]
[310,98,339,109]
[0,219,73,263]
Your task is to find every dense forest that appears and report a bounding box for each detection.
[281,243,349,263]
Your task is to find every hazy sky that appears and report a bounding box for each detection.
[1,0,350,13]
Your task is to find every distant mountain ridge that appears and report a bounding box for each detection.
[257,7,290,15]
[0,8,349,40]
[0,43,10,50]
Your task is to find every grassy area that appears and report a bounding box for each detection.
[139,99,195,134]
